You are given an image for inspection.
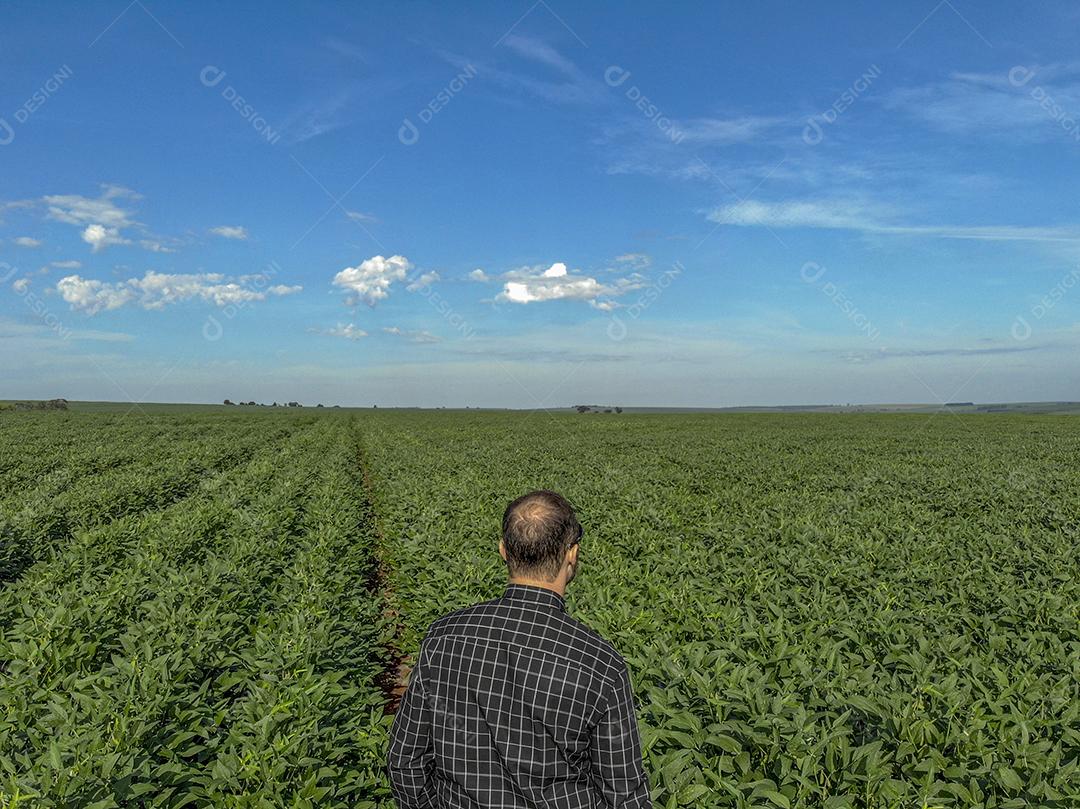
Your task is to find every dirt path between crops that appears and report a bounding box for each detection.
[355,435,411,715]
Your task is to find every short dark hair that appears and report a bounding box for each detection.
[502,490,582,580]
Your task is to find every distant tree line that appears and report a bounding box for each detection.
[2,398,69,412]
[223,400,331,408]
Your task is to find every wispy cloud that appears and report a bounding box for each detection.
[44,184,139,228]
[140,238,178,253]
[406,271,440,292]
[707,198,1080,242]
[281,90,354,143]
[677,115,787,144]
[310,323,368,340]
[13,236,42,247]
[210,225,249,240]
[882,63,1080,138]
[323,37,367,63]
[383,326,441,343]
[36,185,182,255]
[614,252,651,270]
[502,34,579,77]
[830,344,1045,363]
[441,36,600,106]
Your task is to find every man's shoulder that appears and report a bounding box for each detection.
[426,596,503,633]
[557,609,626,671]
[422,595,627,678]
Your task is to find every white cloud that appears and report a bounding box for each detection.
[40,186,183,255]
[56,275,136,314]
[44,185,139,228]
[345,210,378,224]
[311,323,368,340]
[57,271,302,315]
[496,261,644,307]
[333,254,412,306]
[676,115,786,144]
[12,278,30,293]
[502,35,579,77]
[883,65,1080,137]
[383,326,441,343]
[14,236,41,248]
[210,225,249,240]
[49,260,82,270]
[406,271,440,292]
[82,224,131,253]
[268,284,302,296]
[706,198,1080,242]
[614,253,651,270]
[468,268,490,282]
[440,37,596,107]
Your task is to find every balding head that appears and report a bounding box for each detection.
[501,490,582,581]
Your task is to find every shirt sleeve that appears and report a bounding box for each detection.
[589,661,652,807]
[387,642,437,808]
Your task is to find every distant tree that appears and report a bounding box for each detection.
[575,405,591,413]
[317,403,324,408]
[224,399,235,406]
[615,407,623,414]
[604,409,612,414]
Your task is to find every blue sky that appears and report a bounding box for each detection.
[2,1,1079,407]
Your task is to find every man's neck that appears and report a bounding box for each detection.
[507,575,566,598]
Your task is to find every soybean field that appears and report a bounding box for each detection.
[1,407,1077,808]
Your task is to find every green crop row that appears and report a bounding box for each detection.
[2,408,1077,808]
[361,410,1080,808]
[0,416,391,807]
[0,419,292,586]
[0,413,242,495]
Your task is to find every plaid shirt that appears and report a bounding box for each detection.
[387,583,652,808]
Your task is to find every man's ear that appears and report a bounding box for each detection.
[499,539,508,562]
[568,543,579,566]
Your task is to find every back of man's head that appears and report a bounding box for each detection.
[502,490,581,581]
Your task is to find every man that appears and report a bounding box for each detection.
[388,490,652,808]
